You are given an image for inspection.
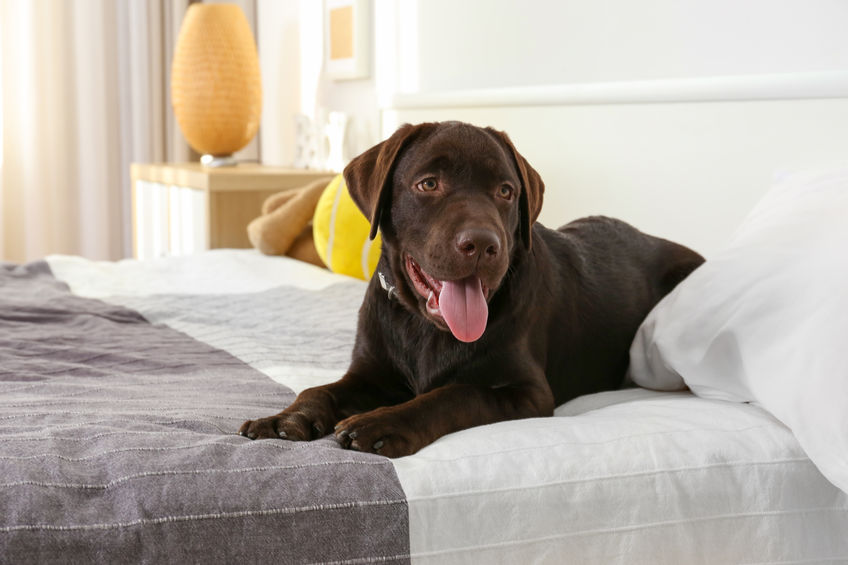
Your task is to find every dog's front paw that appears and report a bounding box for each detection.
[334,408,422,458]
[239,410,331,442]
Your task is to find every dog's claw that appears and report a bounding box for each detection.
[373,440,384,451]
[336,428,353,449]
[278,430,287,439]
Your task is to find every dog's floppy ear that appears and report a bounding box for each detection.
[344,122,438,240]
[485,128,545,250]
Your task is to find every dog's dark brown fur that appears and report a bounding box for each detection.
[240,121,704,457]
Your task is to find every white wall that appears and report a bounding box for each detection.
[257,0,848,165]
[256,0,301,166]
[405,0,848,91]
[256,0,383,167]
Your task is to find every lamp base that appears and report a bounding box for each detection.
[200,154,238,168]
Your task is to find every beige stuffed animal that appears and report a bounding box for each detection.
[246,176,333,267]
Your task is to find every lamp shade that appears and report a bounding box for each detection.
[171,3,262,159]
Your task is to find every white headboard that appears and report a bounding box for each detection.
[382,71,848,257]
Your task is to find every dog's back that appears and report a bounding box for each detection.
[530,217,704,402]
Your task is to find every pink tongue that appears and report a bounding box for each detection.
[439,276,488,343]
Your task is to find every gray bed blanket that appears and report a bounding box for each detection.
[0,261,409,564]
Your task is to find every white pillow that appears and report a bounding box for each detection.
[629,166,848,494]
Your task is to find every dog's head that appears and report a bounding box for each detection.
[344,121,544,343]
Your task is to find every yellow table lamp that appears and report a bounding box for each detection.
[171,3,262,167]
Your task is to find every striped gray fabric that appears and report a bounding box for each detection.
[0,262,410,564]
[112,282,364,377]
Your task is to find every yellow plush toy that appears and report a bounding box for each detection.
[312,175,382,280]
[247,174,381,281]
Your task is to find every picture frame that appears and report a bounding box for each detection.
[324,0,370,80]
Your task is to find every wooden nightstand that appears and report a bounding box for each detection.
[130,163,333,260]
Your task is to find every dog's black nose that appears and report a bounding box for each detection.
[456,228,501,261]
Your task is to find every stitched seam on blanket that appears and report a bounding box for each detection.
[0,440,351,461]
[405,457,815,502]
[0,376,293,396]
[0,412,248,425]
[0,358,243,377]
[2,350,187,369]
[0,408,282,422]
[308,553,412,565]
[0,498,407,533]
[0,460,391,490]
[0,432,352,459]
[741,558,848,565]
[0,410,285,432]
[409,506,848,558]
[0,430,210,443]
[0,396,293,409]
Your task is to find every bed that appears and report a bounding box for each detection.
[3,71,848,563]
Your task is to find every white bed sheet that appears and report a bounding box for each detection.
[396,389,848,564]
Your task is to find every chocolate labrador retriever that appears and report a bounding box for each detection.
[240,121,704,457]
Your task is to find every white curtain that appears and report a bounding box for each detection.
[0,0,194,262]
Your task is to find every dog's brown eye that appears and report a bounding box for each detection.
[416,178,439,192]
[498,185,514,200]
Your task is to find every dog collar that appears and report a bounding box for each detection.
[378,271,398,301]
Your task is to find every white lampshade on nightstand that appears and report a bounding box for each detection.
[171,3,262,167]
